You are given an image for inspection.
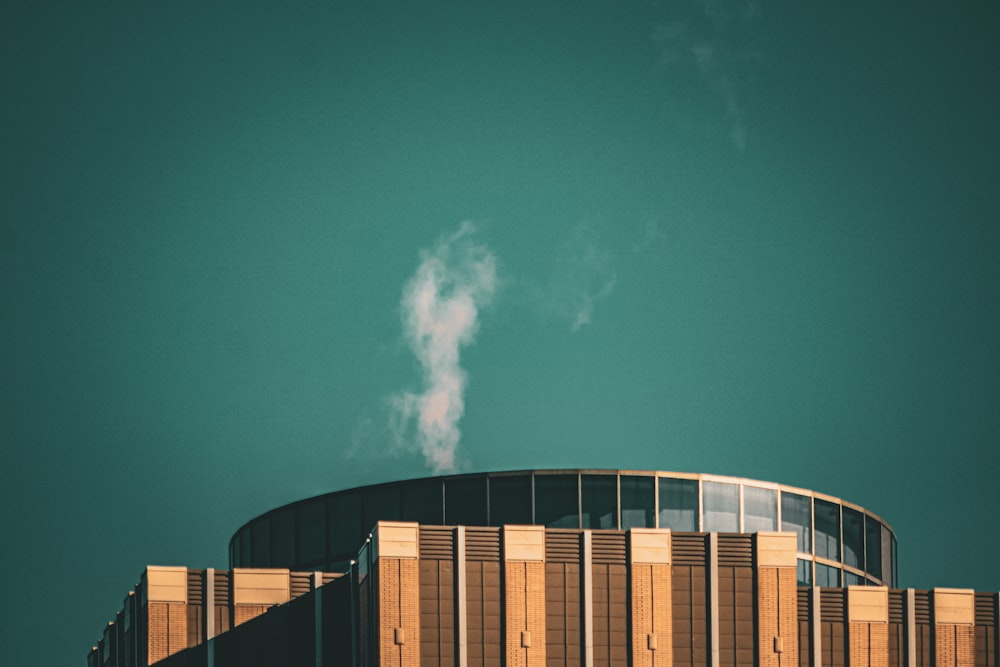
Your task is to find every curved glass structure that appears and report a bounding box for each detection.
[229,469,897,587]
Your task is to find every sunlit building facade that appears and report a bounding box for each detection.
[87,470,998,667]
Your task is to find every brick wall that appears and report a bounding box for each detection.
[147,602,188,664]
[505,560,547,667]
[377,556,421,666]
[631,563,673,667]
[937,623,976,667]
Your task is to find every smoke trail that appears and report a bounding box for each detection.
[391,222,496,473]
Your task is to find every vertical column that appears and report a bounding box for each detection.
[755,533,800,667]
[847,586,889,667]
[934,588,975,667]
[143,566,189,664]
[372,521,421,667]
[583,531,594,667]
[503,525,547,667]
[710,533,720,667]
[205,568,216,667]
[629,528,673,667]
[813,586,823,667]
[906,589,917,667]
[314,571,323,667]
[457,526,468,667]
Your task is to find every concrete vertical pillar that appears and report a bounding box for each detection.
[503,525,547,667]
[933,589,975,667]
[847,586,889,667]
[710,533,720,667]
[755,533,800,667]
[457,526,468,667]
[583,531,594,667]
[143,566,189,664]
[372,521,421,667]
[629,528,673,667]
[813,586,823,667]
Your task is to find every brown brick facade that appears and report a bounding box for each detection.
[937,623,976,667]
[505,560,547,667]
[757,567,800,667]
[631,563,674,667]
[146,602,188,664]
[377,556,421,667]
[849,622,889,667]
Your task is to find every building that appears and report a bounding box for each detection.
[87,469,999,667]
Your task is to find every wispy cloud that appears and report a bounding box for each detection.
[536,221,617,332]
[389,222,496,473]
[652,0,762,149]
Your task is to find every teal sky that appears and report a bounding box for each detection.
[2,2,999,663]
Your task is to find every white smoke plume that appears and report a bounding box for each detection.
[390,222,496,473]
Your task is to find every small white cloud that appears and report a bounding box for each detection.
[536,221,617,332]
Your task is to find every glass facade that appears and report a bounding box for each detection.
[743,486,777,532]
[620,475,654,529]
[582,475,617,529]
[814,499,841,562]
[781,492,811,554]
[796,559,812,586]
[230,469,896,587]
[659,477,698,531]
[703,481,738,532]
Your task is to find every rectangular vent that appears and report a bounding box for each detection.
[913,591,931,625]
[718,534,753,566]
[545,530,581,563]
[592,532,627,564]
[214,571,230,606]
[672,534,708,565]
[889,590,905,624]
[290,572,313,599]
[419,527,455,560]
[975,593,996,625]
[465,527,501,561]
[821,589,846,622]
[798,587,812,622]
[187,570,204,605]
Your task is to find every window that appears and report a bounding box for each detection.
[297,501,327,566]
[401,480,443,524]
[743,486,777,532]
[659,477,698,531]
[620,475,655,529]
[816,563,841,587]
[844,571,864,586]
[814,499,840,562]
[842,507,863,569]
[582,475,617,529]
[796,559,812,586]
[534,474,579,528]
[250,517,271,568]
[865,516,882,580]
[270,508,295,566]
[488,475,532,526]
[781,492,812,554]
[327,493,362,563]
[444,477,488,526]
[363,488,401,536]
[703,481,738,532]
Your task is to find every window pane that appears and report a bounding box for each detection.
[251,517,271,568]
[703,481,738,532]
[743,486,776,532]
[881,525,893,586]
[844,571,864,586]
[296,501,327,566]
[816,563,841,587]
[327,492,362,563]
[401,480,443,524]
[659,477,698,531]
[621,475,655,529]
[582,475,617,529]
[781,492,812,554]
[363,487,401,536]
[797,559,812,586]
[814,499,841,562]
[270,507,295,567]
[534,474,579,528]
[444,477,488,526]
[891,534,898,587]
[238,530,251,567]
[843,507,863,569]
[489,475,532,526]
[865,516,882,580]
